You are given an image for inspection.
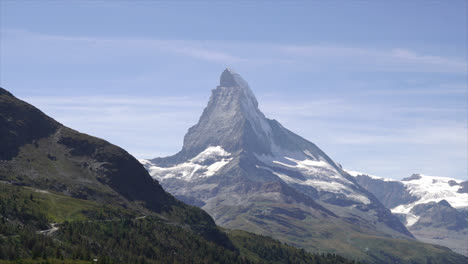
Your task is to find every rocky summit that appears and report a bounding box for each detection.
[141,69,466,263]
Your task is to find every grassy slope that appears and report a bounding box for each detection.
[0,182,136,224]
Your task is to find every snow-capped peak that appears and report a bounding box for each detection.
[348,169,468,213]
[396,174,467,209]
[142,69,416,243]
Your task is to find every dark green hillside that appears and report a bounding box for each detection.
[0,182,360,264]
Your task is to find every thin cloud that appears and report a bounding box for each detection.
[391,48,465,69]
[22,95,205,107]
[334,125,467,145]
[360,85,468,96]
[280,44,467,74]
[3,29,243,64]
[4,29,467,74]
[260,97,463,121]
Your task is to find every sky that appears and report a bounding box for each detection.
[1,1,467,180]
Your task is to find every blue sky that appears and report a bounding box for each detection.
[1,1,467,180]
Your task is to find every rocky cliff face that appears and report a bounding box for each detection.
[410,200,468,231]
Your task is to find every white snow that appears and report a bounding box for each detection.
[141,146,232,182]
[139,159,152,166]
[256,154,371,204]
[257,153,344,180]
[404,213,420,227]
[346,169,468,225]
[205,159,231,176]
[392,174,468,213]
[303,150,316,158]
[347,193,371,205]
[190,146,230,163]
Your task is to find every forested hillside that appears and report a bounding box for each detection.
[0,183,360,264]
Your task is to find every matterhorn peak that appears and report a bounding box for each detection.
[143,69,417,256]
[219,68,249,89]
[219,68,239,87]
[217,68,258,107]
[177,69,271,156]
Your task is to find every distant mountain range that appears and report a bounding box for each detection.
[347,170,468,256]
[141,69,467,263]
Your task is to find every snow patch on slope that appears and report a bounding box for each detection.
[392,174,468,213]
[404,213,420,227]
[141,146,232,181]
[256,154,370,204]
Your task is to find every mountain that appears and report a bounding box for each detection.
[410,200,468,230]
[142,69,466,263]
[348,170,468,256]
[0,87,366,263]
[0,87,212,221]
